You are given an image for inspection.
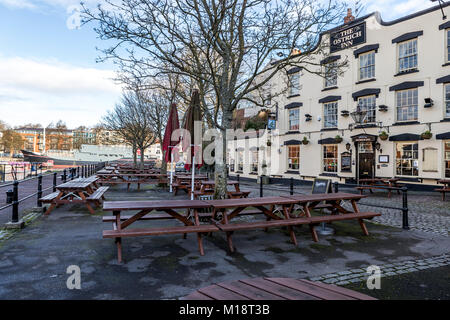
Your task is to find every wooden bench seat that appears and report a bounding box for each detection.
[215,218,310,232]
[103,224,220,238]
[227,191,251,199]
[309,212,380,224]
[435,188,450,201]
[39,192,60,203]
[87,186,109,201]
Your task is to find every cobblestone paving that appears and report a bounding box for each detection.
[238,181,450,236]
[308,253,450,286]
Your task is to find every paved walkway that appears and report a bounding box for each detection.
[0,183,449,299]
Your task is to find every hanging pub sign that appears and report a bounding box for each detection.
[330,22,366,53]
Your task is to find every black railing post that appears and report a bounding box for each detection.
[333,181,339,193]
[37,175,42,207]
[63,169,67,183]
[290,177,294,195]
[53,172,57,192]
[237,174,240,184]
[12,181,19,223]
[260,176,263,197]
[402,187,409,230]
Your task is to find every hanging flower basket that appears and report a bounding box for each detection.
[379,132,389,141]
[334,135,343,143]
[421,131,432,140]
[266,140,272,146]
[302,137,309,145]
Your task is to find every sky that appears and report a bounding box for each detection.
[0,0,441,129]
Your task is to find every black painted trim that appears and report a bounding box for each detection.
[320,55,340,65]
[318,137,337,144]
[322,86,338,92]
[284,102,303,109]
[287,94,300,99]
[389,81,424,91]
[392,121,420,126]
[319,173,338,177]
[439,21,450,30]
[389,133,421,141]
[443,62,450,67]
[284,171,300,174]
[353,44,379,58]
[394,69,419,77]
[440,118,450,122]
[318,95,341,103]
[356,78,376,85]
[436,75,450,84]
[320,128,338,132]
[287,67,302,74]
[354,124,378,129]
[284,140,301,145]
[285,131,300,135]
[352,88,381,100]
[391,30,423,43]
[436,132,450,139]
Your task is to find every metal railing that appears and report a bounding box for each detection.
[0,162,106,225]
[235,174,410,230]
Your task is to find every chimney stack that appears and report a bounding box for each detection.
[344,8,355,24]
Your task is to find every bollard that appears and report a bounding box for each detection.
[401,187,410,230]
[37,175,42,207]
[290,177,294,195]
[53,172,57,192]
[260,176,263,197]
[12,181,19,223]
[333,181,339,193]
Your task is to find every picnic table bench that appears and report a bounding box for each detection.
[102,193,380,262]
[183,277,376,300]
[435,179,450,200]
[97,173,167,191]
[102,200,219,262]
[356,178,402,198]
[40,177,105,215]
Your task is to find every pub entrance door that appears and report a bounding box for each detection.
[358,142,375,180]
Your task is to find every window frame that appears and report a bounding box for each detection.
[446,29,450,63]
[288,72,301,97]
[323,145,338,173]
[445,83,450,118]
[324,62,338,88]
[395,88,418,122]
[445,141,450,178]
[287,145,300,170]
[288,108,300,131]
[323,101,338,128]
[395,142,419,177]
[397,38,418,73]
[358,51,375,81]
[357,95,377,123]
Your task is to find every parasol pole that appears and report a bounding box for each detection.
[190,144,195,200]
[169,146,174,193]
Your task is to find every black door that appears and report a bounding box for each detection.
[358,153,374,179]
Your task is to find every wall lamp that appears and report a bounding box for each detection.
[345,142,352,151]
[424,98,434,108]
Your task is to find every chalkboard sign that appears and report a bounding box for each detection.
[341,152,352,172]
[311,178,332,194]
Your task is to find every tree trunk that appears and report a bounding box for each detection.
[214,109,232,199]
[160,142,167,175]
[139,147,145,169]
[132,144,137,167]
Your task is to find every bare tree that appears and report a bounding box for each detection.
[103,90,157,168]
[83,0,347,198]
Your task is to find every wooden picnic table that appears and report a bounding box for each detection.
[97,173,167,191]
[172,175,209,195]
[193,180,246,199]
[102,193,379,262]
[435,179,450,200]
[40,177,108,215]
[356,178,402,198]
[102,199,218,262]
[183,277,376,300]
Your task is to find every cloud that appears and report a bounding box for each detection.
[362,0,435,21]
[0,56,123,128]
[0,0,36,9]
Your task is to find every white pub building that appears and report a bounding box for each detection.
[228,3,450,188]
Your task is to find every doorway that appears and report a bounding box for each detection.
[358,142,375,180]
